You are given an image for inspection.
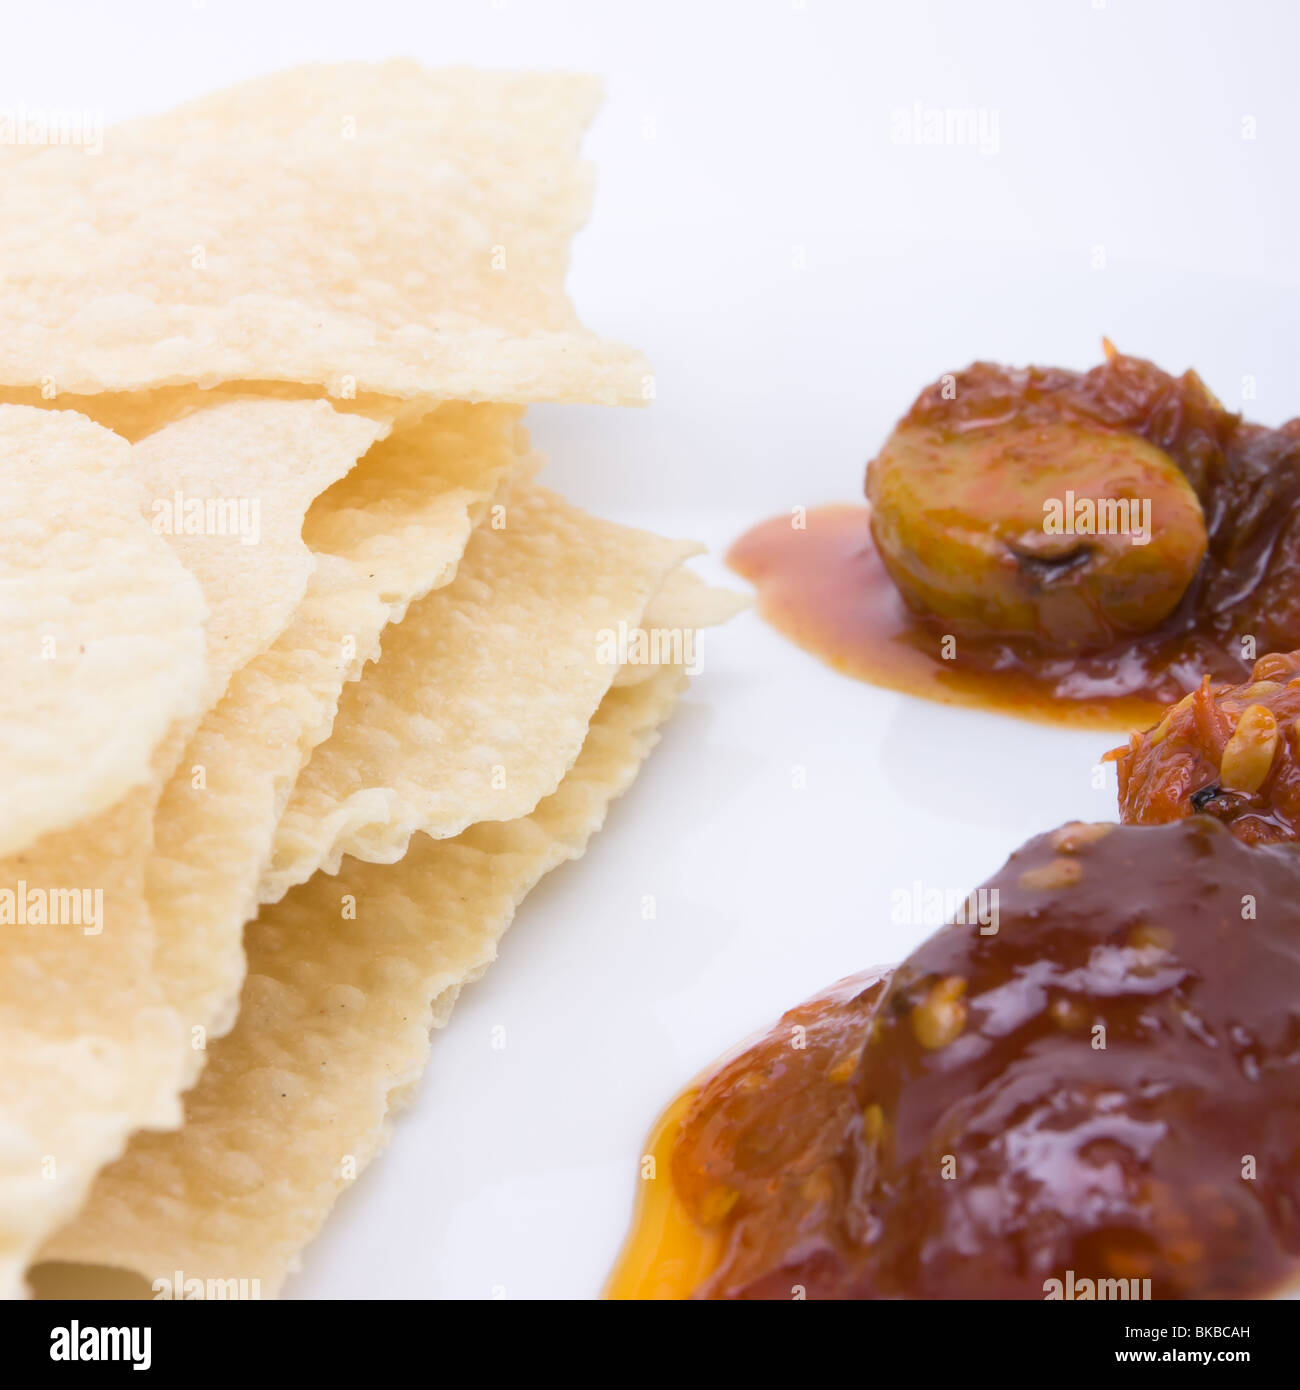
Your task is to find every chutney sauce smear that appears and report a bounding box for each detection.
[611,818,1300,1299]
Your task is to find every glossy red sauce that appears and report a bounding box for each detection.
[650,819,1300,1300]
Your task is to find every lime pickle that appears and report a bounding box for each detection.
[730,351,1300,724]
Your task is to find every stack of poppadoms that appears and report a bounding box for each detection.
[0,61,740,1298]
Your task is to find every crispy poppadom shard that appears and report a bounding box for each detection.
[260,482,699,901]
[129,398,393,706]
[0,787,181,1301]
[642,564,752,631]
[0,399,385,1296]
[35,666,687,1296]
[0,62,649,406]
[38,406,528,1277]
[611,564,750,687]
[0,381,429,443]
[0,406,208,858]
[0,408,209,1296]
[303,402,532,623]
[136,404,530,1059]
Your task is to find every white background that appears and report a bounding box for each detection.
[17,1,1300,1298]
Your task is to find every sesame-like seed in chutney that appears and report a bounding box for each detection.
[728,352,1300,731]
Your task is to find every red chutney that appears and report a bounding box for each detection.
[1115,650,1300,842]
[729,354,1300,728]
[662,819,1300,1299]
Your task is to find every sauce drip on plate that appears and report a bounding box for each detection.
[727,505,1162,729]
[605,1089,722,1300]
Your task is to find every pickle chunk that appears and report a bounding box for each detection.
[866,418,1208,651]
[1112,650,1300,843]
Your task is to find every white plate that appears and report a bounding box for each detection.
[17,0,1297,1301]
